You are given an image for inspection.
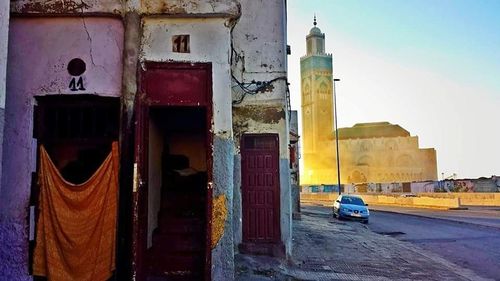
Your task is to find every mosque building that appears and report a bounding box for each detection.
[300,18,438,186]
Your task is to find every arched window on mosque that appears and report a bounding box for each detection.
[357,155,372,166]
[304,83,311,103]
[318,82,329,100]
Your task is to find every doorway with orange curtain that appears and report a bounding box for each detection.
[31,95,120,281]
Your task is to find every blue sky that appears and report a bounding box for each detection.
[287,0,500,178]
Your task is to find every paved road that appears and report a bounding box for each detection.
[370,205,500,229]
[368,210,500,281]
[304,204,500,280]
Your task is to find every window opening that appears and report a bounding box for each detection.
[35,95,119,184]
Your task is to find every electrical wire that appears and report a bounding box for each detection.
[231,74,288,105]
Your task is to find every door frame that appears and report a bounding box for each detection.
[132,62,213,280]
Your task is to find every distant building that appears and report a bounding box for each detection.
[335,122,438,184]
[300,19,437,186]
[300,17,335,185]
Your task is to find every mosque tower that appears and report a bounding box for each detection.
[300,16,336,185]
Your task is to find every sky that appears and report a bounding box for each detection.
[287,0,500,179]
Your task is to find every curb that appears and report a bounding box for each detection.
[301,199,467,210]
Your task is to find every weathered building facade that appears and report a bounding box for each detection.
[0,1,291,280]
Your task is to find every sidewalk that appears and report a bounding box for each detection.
[235,209,492,281]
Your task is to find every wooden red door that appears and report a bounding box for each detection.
[241,134,280,243]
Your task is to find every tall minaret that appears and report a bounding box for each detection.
[300,16,335,185]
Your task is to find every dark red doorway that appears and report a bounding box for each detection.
[240,134,283,256]
[133,63,213,281]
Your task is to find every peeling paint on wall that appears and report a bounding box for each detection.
[211,194,227,249]
[11,0,123,15]
[233,105,285,124]
[140,0,240,16]
[11,0,241,17]
[232,105,287,155]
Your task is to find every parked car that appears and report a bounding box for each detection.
[333,194,369,224]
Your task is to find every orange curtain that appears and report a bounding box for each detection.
[33,142,119,281]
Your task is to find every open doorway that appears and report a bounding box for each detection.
[145,106,209,281]
[34,95,119,184]
[32,95,120,280]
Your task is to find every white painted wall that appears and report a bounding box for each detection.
[231,0,290,156]
[141,17,233,136]
[231,0,288,105]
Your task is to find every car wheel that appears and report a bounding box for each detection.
[332,208,337,218]
[362,219,369,224]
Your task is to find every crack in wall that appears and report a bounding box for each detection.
[81,17,95,66]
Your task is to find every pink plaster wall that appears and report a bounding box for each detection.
[0,17,123,280]
[3,16,123,215]
[7,17,123,98]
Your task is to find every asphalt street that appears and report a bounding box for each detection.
[370,205,500,229]
[304,204,500,280]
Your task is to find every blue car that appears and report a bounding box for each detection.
[333,195,369,224]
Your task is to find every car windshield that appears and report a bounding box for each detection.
[340,196,365,206]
